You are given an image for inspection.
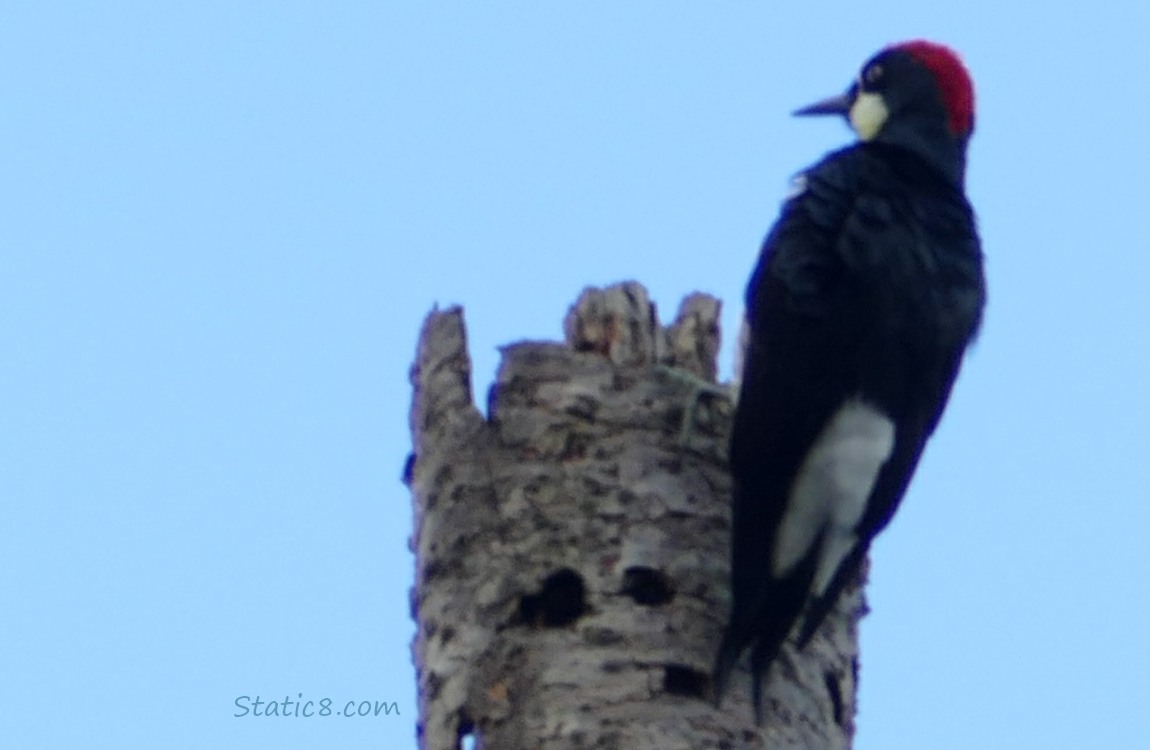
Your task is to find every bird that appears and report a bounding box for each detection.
[712,40,986,723]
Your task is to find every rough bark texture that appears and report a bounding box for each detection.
[407,281,864,750]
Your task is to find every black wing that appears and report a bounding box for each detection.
[715,148,872,709]
[715,144,985,713]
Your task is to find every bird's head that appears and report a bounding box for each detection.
[795,41,975,181]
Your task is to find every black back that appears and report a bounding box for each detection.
[714,140,985,716]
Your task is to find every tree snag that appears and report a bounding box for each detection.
[407,281,864,750]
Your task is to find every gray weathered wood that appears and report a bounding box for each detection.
[407,282,863,750]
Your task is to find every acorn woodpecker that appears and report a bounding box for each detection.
[713,41,986,722]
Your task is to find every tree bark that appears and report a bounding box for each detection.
[407,282,863,750]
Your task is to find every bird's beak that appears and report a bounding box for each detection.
[793,92,853,117]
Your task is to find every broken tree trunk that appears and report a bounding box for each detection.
[407,282,863,750]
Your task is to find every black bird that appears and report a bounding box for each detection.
[713,40,986,722]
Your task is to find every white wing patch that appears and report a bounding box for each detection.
[772,400,895,593]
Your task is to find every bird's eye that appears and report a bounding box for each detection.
[864,64,884,86]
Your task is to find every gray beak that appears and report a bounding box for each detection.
[793,92,852,117]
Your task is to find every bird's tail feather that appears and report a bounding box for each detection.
[749,634,786,726]
[711,626,745,709]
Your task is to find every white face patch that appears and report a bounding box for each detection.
[849,91,889,141]
[771,400,895,584]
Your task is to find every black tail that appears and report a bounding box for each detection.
[712,605,795,725]
[748,635,786,726]
[714,561,819,724]
[712,626,747,709]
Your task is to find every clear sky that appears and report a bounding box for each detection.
[4,3,1148,748]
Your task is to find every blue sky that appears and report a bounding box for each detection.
[3,3,1148,748]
